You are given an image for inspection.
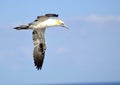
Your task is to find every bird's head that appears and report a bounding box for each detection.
[55,19,68,29]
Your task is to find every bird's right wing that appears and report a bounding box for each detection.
[32,29,46,70]
[45,14,58,17]
[34,14,58,22]
[28,14,59,27]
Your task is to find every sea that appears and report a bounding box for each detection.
[33,82,120,85]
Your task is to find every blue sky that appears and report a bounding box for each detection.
[0,0,120,85]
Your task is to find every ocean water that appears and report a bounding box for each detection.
[36,82,120,85]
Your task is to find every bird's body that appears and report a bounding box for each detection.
[14,14,68,70]
[30,18,59,29]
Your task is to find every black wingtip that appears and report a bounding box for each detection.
[13,27,21,30]
[34,61,43,70]
[34,55,44,70]
[45,14,59,17]
[36,66,42,70]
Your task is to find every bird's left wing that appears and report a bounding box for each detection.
[32,29,46,70]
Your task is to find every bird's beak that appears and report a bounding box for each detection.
[62,24,69,29]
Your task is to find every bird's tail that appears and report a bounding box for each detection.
[14,24,30,30]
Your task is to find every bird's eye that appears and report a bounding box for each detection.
[61,23,64,25]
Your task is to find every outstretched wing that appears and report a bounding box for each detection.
[34,13,58,22]
[14,14,59,30]
[32,29,46,70]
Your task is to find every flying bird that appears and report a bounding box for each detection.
[14,14,68,70]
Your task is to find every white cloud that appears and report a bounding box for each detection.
[0,50,16,60]
[19,47,32,59]
[8,63,24,71]
[79,27,88,36]
[72,14,120,23]
[0,21,29,29]
[56,47,69,54]
[0,24,11,29]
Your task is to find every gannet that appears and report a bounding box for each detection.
[14,14,68,70]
